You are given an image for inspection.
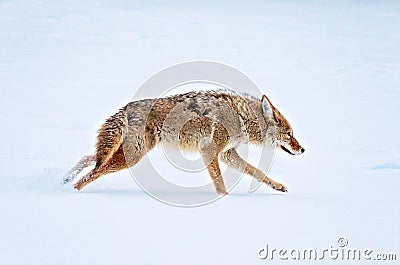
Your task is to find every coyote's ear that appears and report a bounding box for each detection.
[261,95,274,118]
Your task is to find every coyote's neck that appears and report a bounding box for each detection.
[241,97,270,146]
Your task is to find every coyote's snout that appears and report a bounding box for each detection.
[64,90,304,194]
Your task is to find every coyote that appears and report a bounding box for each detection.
[64,90,304,194]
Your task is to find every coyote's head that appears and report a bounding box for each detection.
[261,95,305,155]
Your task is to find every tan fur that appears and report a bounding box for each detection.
[64,90,304,193]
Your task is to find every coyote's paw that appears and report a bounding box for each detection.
[73,183,84,191]
[217,188,228,195]
[267,181,288,193]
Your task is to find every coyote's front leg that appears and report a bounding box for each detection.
[205,156,227,195]
[220,148,287,192]
[200,139,227,195]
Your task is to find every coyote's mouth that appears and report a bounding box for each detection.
[280,145,295,155]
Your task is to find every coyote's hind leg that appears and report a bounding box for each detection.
[220,148,287,192]
[73,147,130,191]
[74,135,153,191]
[63,154,95,184]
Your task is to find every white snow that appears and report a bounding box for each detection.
[0,0,399,264]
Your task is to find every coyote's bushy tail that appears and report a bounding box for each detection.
[95,107,128,168]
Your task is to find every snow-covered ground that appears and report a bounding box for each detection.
[1,0,399,264]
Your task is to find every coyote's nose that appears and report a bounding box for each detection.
[300,147,305,153]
